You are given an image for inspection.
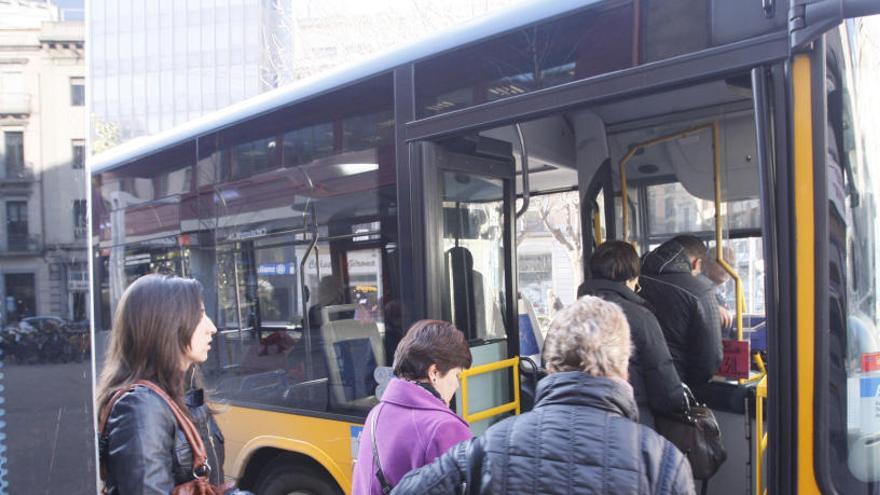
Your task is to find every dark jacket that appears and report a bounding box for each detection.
[640,241,723,387]
[579,279,686,423]
[392,372,695,495]
[101,384,225,494]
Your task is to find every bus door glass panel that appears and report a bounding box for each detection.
[442,173,507,342]
[516,190,583,332]
[442,172,511,433]
[422,141,516,433]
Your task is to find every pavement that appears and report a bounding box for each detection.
[2,361,96,494]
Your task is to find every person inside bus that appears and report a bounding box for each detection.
[577,241,686,426]
[95,274,239,494]
[390,297,695,495]
[640,235,723,389]
[700,246,736,336]
[352,319,473,495]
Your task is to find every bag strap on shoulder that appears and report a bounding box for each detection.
[369,404,393,495]
[98,380,210,483]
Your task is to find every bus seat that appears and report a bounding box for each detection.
[321,304,385,410]
[518,296,543,364]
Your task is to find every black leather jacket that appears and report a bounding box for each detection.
[101,384,225,494]
[393,372,695,495]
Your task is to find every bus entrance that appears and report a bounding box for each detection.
[419,139,519,434]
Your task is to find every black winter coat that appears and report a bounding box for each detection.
[579,279,686,422]
[392,372,695,495]
[101,384,226,494]
[640,241,723,388]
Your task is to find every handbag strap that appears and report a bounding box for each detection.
[370,404,393,495]
[98,380,210,482]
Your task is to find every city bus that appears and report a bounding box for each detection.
[89,1,880,493]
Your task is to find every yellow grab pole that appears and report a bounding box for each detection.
[619,124,715,241]
[711,120,745,342]
[755,375,768,495]
[592,209,604,245]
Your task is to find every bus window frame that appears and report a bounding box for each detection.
[813,29,880,493]
[417,140,519,356]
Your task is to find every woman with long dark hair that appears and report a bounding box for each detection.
[96,273,228,494]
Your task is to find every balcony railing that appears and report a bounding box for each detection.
[73,225,87,240]
[3,234,42,254]
[0,93,31,115]
[1,164,34,181]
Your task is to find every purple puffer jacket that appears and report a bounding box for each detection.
[352,378,472,495]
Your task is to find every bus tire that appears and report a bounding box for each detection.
[253,461,341,495]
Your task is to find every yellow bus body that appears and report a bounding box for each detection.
[216,405,358,494]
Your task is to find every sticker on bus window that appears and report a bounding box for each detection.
[862,352,880,372]
[350,425,364,463]
[718,339,750,380]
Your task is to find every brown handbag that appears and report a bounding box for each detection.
[98,380,234,495]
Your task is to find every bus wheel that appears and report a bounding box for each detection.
[253,461,341,495]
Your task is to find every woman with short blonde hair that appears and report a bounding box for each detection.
[543,294,632,378]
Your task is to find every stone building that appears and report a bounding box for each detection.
[0,0,86,324]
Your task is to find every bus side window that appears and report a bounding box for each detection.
[199,74,400,418]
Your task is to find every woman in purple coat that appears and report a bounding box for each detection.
[353,320,473,495]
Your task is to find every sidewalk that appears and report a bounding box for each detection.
[4,361,96,494]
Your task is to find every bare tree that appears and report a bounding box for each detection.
[516,191,582,279]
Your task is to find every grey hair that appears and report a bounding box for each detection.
[542,296,631,378]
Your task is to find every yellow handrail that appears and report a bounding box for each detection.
[755,374,768,495]
[618,121,745,343]
[712,120,745,343]
[592,209,604,245]
[619,123,714,242]
[459,357,521,424]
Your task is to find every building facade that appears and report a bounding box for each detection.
[89,0,296,142]
[88,0,523,145]
[0,2,86,324]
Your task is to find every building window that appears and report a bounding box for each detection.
[71,140,85,169]
[73,199,87,239]
[518,253,554,317]
[70,77,85,106]
[4,131,25,178]
[4,273,36,322]
[6,201,28,251]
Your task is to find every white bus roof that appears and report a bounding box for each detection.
[89,0,602,175]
